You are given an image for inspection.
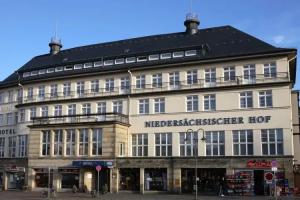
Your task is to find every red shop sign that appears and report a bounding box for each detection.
[247,160,272,168]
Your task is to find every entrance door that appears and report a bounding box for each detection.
[95,168,110,193]
[254,170,264,195]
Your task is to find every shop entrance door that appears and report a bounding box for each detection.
[95,168,110,193]
[254,170,264,195]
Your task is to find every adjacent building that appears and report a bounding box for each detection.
[0,14,298,195]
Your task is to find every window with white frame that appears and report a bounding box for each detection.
[77,81,85,96]
[233,130,253,156]
[204,94,216,111]
[0,138,5,157]
[42,130,51,156]
[82,103,91,115]
[74,64,83,69]
[19,109,25,122]
[0,114,4,125]
[173,51,184,58]
[154,98,165,113]
[126,57,136,63]
[68,104,76,115]
[169,72,180,89]
[84,63,93,68]
[55,66,63,72]
[27,87,33,99]
[121,77,130,91]
[119,142,125,156]
[224,66,236,81]
[186,95,198,112]
[92,128,102,155]
[240,91,253,108]
[63,82,71,96]
[185,50,197,56]
[18,135,27,157]
[79,129,89,156]
[152,73,162,88]
[97,102,106,114]
[264,62,277,78]
[30,107,36,120]
[14,112,18,124]
[50,84,58,97]
[136,75,146,89]
[105,78,114,92]
[115,58,125,65]
[259,90,273,107]
[205,131,225,156]
[54,130,63,156]
[8,90,14,102]
[149,54,159,61]
[6,113,13,125]
[38,86,45,99]
[66,129,76,156]
[113,101,123,113]
[155,133,172,156]
[261,129,283,155]
[91,80,99,93]
[160,53,171,59]
[94,61,103,67]
[47,68,54,73]
[132,134,148,156]
[104,60,114,66]
[0,93,4,104]
[187,70,198,84]
[139,99,149,114]
[39,69,46,74]
[41,106,48,117]
[205,68,216,85]
[243,64,256,82]
[54,105,62,116]
[180,132,198,156]
[8,136,17,158]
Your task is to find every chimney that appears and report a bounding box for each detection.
[49,37,62,55]
[184,13,200,35]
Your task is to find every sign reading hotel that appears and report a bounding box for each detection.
[145,116,271,128]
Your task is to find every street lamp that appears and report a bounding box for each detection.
[186,128,206,200]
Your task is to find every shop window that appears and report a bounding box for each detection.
[155,133,172,156]
[35,169,53,188]
[180,132,198,156]
[119,168,140,191]
[205,131,225,156]
[233,130,253,156]
[61,173,79,189]
[144,168,167,191]
[132,134,148,156]
[261,129,283,155]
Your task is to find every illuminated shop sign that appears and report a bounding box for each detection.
[145,116,271,128]
[247,160,272,168]
[72,160,113,168]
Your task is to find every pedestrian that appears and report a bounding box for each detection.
[219,177,225,197]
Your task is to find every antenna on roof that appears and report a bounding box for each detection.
[49,18,62,55]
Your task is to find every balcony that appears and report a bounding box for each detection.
[31,113,129,126]
[18,73,289,104]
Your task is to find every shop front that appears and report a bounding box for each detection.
[6,166,25,190]
[58,168,79,189]
[144,168,167,191]
[34,168,53,188]
[119,168,140,191]
[0,171,3,190]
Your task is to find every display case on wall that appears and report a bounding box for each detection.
[226,171,254,196]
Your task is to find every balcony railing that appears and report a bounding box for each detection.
[18,73,289,104]
[31,112,129,126]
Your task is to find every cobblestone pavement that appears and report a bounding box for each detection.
[0,191,300,200]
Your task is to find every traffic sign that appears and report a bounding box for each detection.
[272,167,278,171]
[96,165,102,172]
[265,172,274,182]
[271,160,278,168]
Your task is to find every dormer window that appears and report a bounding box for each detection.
[23,72,30,78]
[149,54,159,61]
[55,66,63,72]
[38,69,46,75]
[126,57,136,63]
[31,71,38,76]
[185,50,197,56]
[84,63,93,68]
[47,68,54,73]
[137,56,147,62]
[64,65,73,71]
[160,53,171,59]
[104,60,114,66]
[115,58,125,65]
[173,51,184,58]
[94,61,103,67]
[74,64,83,70]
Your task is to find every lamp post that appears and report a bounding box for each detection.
[186,128,206,200]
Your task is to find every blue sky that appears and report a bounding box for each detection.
[0,0,299,88]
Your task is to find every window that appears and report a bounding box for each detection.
[224,66,236,81]
[50,84,58,97]
[8,90,14,102]
[137,56,147,62]
[17,88,23,101]
[136,75,145,89]
[27,87,33,99]
[77,81,85,96]
[31,71,38,76]
[54,130,63,156]
[261,129,283,155]
[152,73,162,88]
[180,132,198,156]
[105,78,114,92]
[94,61,103,67]
[113,101,123,113]
[0,93,4,104]
[205,68,216,86]
[68,104,76,115]
[18,135,27,157]
[240,91,253,108]
[206,131,225,156]
[19,109,25,122]
[0,138,5,157]
[259,90,273,107]
[39,69,46,74]
[92,128,102,155]
[233,130,253,156]
[82,103,91,115]
[79,129,89,156]
[23,72,30,77]
[55,66,63,72]
[63,83,71,96]
[42,130,51,156]
[84,63,93,68]
[204,94,216,111]
[97,102,106,114]
[154,98,165,113]
[132,134,148,156]
[38,86,45,99]
[91,80,99,93]
[66,129,76,156]
[186,95,198,112]
[125,57,136,63]
[74,64,83,69]
[14,112,18,124]
[41,106,48,117]
[121,77,130,92]
[139,99,149,114]
[30,107,36,120]
[115,58,124,65]
[119,142,125,156]
[149,54,159,61]
[8,136,17,158]
[155,133,172,156]
[243,64,256,83]
[169,72,180,89]
[173,51,184,58]
[47,68,55,73]
[187,70,198,85]
[6,113,13,125]
[54,105,63,116]
[104,60,114,66]
[160,53,171,59]
[0,114,3,125]
[185,50,197,56]
[264,62,277,78]
[64,65,73,71]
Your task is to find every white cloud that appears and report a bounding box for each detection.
[272,35,285,44]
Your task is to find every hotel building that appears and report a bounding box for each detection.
[0,14,298,195]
